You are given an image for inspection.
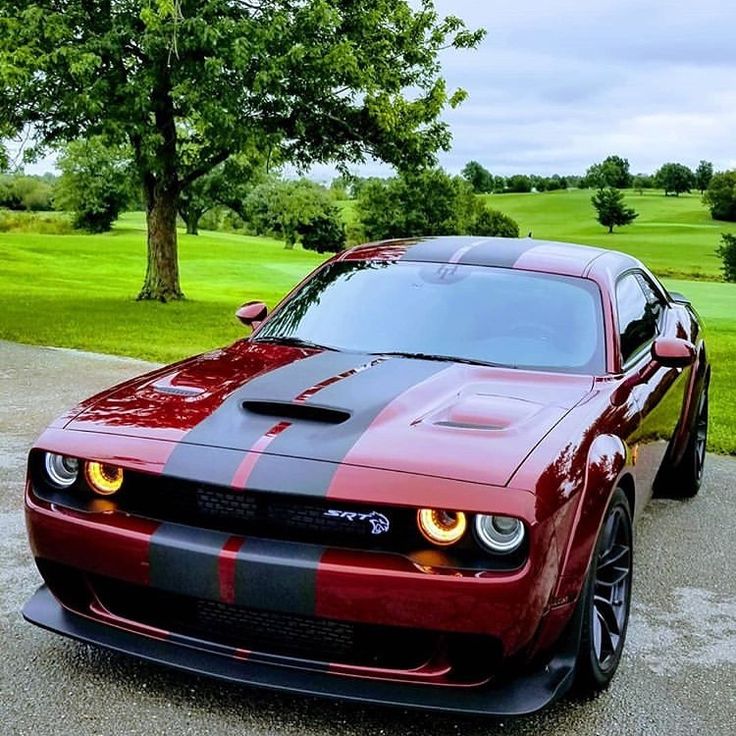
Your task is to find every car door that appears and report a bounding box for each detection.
[617,272,688,502]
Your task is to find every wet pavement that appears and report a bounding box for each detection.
[1,340,734,735]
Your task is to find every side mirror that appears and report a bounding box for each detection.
[236,301,268,331]
[651,337,695,369]
[612,337,695,406]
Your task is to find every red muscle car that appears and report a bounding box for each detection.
[23,236,709,715]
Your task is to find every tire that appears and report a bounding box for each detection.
[573,487,633,696]
[667,387,708,499]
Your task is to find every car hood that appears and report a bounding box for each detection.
[66,341,594,487]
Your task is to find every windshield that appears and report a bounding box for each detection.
[255,260,605,374]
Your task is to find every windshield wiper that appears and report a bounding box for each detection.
[251,336,340,352]
[370,351,508,368]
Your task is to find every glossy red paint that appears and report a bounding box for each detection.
[26,485,158,587]
[23,236,709,712]
[652,336,696,367]
[218,535,244,604]
[236,300,269,330]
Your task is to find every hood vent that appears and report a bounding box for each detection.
[242,400,351,425]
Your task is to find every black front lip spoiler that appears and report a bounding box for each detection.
[23,585,580,717]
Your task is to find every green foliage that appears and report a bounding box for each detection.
[461,160,494,193]
[0,0,485,298]
[243,178,339,248]
[356,169,518,240]
[299,208,347,254]
[655,162,695,197]
[469,206,520,238]
[178,152,268,235]
[583,156,632,189]
[54,138,133,232]
[505,174,532,193]
[716,233,736,282]
[632,174,655,194]
[591,187,638,233]
[703,170,736,222]
[0,174,54,211]
[694,160,714,194]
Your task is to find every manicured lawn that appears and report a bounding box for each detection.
[482,189,736,281]
[0,209,733,454]
[0,213,325,363]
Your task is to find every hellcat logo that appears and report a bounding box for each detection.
[324,509,391,535]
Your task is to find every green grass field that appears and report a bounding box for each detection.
[0,201,734,454]
[483,189,736,281]
[0,213,324,362]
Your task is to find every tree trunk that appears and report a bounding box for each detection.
[608,224,614,233]
[185,211,200,236]
[138,183,184,301]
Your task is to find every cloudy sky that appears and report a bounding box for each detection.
[18,0,736,179]
[427,0,736,177]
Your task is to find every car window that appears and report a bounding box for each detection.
[616,273,658,365]
[256,260,606,374]
[634,272,666,327]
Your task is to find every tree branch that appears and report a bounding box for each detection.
[179,149,231,190]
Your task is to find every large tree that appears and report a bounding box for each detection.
[655,162,694,196]
[584,155,632,189]
[0,1,483,301]
[694,160,714,194]
[461,160,494,193]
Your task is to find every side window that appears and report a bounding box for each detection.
[634,273,666,327]
[616,273,658,365]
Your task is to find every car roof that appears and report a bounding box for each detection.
[336,236,640,279]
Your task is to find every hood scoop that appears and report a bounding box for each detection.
[242,400,351,425]
[428,393,545,432]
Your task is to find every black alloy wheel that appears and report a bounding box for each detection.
[574,487,633,695]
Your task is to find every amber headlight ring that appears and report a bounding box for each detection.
[417,508,468,546]
[84,461,124,496]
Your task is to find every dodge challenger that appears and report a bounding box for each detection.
[23,236,709,715]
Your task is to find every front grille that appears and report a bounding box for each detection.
[124,473,417,552]
[91,576,439,669]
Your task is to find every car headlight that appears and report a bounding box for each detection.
[417,509,467,546]
[84,461,124,496]
[474,515,525,554]
[44,453,79,488]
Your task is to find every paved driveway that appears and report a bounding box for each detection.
[1,340,734,735]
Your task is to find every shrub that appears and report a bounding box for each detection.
[54,138,132,233]
[299,208,346,253]
[716,233,736,282]
[470,206,520,238]
[703,171,736,222]
[0,210,73,234]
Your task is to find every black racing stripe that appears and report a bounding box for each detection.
[244,358,447,496]
[399,236,474,263]
[399,236,538,269]
[149,523,227,601]
[457,238,537,268]
[233,538,323,616]
[162,445,253,487]
[163,351,376,482]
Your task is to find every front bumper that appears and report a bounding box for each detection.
[24,584,580,716]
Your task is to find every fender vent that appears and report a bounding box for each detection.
[242,400,351,424]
